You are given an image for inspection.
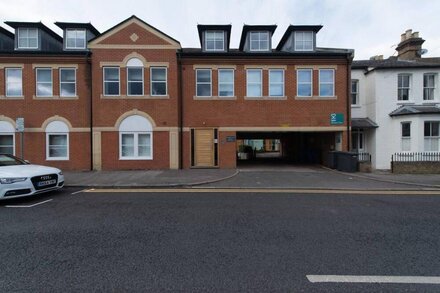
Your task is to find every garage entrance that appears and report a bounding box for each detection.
[236,131,338,167]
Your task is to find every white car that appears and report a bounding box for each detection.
[0,154,64,200]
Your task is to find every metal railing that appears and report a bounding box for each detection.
[392,152,440,162]
[357,152,371,163]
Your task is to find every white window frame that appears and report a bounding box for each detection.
[36,68,53,97]
[17,28,38,49]
[319,69,335,97]
[205,31,225,51]
[150,67,167,96]
[65,29,86,49]
[297,69,313,97]
[246,69,263,97]
[294,31,314,51]
[0,134,15,156]
[424,121,440,152]
[401,122,411,152]
[103,67,120,96]
[119,132,153,160]
[351,79,359,105]
[46,133,69,161]
[398,73,411,101]
[5,68,23,97]
[268,69,284,97]
[218,69,234,97]
[423,73,436,101]
[196,69,212,97]
[249,32,269,51]
[59,68,77,97]
[127,66,144,96]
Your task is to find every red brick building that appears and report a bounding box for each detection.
[0,16,353,170]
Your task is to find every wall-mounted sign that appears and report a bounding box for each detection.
[226,136,236,142]
[16,117,24,132]
[330,113,344,125]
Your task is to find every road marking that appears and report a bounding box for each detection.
[83,188,440,195]
[70,189,88,195]
[307,275,440,284]
[5,199,53,208]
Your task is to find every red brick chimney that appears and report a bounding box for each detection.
[396,29,425,60]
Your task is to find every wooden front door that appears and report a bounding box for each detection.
[194,129,215,167]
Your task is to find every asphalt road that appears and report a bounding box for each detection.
[2,188,440,292]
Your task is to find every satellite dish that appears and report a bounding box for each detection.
[420,48,428,55]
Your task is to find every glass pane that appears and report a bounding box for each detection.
[250,40,260,50]
[151,82,166,95]
[402,123,411,137]
[105,82,119,95]
[219,84,233,97]
[425,122,431,137]
[61,83,76,97]
[303,32,313,41]
[18,38,27,48]
[7,69,21,80]
[66,30,75,39]
[28,29,38,38]
[66,38,76,48]
[215,40,223,50]
[121,145,134,157]
[151,68,166,81]
[247,70,261,83]
[19,28,29,38]
[197,70,211,82]
[37,83,53,96]
[270,71,283,83]
[61,69,75,82]
[0,135,13,146]
[138,146,151,157]
[247,84,262,97]
[128,68,142,81]
[351,80,357,92]
[122,134,134,145]
[270,84,283,96]
[298,84,312,96]
[138,134,150,146]
[37,69,52,82]
[402,75,409,87]
[49,146,67,157]
[260,40,269,50]
[320,70,333,83]
[128,82,143,95]
[197,84,211,96]
[104,68,119,81]
[206,40,214,50]
[433,122,439,137]
[298,70,311,83]
[219,70,233,83]
[320,84,333,96]
[398,89,409,100]
[29,38,38,48]
[76,38,86,48]
[0,146,13,155]
[49,135,67,146]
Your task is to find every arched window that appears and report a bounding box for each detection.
[119,115,153,159]
[0,121,15,155]
[126,58,144,96]
[46,121,69,160]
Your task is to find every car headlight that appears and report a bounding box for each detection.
[58,171,63,176]
[0,178,27,184]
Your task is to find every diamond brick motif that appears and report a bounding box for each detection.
[130,33,139,42]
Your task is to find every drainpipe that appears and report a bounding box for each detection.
[346,52,353,151]
[87,52,93,171]
[177,51,183,169]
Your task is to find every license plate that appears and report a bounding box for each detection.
[38,179,56,187]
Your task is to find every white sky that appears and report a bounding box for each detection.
[1,0,439,60]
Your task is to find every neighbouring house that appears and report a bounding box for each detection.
[351,29,440,170]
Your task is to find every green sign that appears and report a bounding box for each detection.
[330,113,344,125]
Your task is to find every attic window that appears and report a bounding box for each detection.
[205,31,224,51]
[18,28,38,49]
[66,29,86,49]
[250,32,269,51]
[294,31,313,51]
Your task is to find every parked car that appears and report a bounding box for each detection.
[0,154,64,200]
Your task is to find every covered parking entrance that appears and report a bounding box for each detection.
[236,131,342,167]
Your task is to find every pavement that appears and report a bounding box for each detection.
[64,165,440,190]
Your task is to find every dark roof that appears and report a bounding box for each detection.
[0,26,14,39]
[352,57,440,70]
[389,105,440,117]
[351,118,378,129]
[54,22,100,36]
[180,47,353,58]
[197,24,232,50]
[0,51,90,56]
[4,21,62,43]
[276,25,323,50]
[239,25,277,51]
[89,15,180,44]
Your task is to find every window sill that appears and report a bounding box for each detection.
[33,95,80,100]
[193,96,237,100]
[351,104,361,108]
[101,95,169,99]
[295,96,338,100]
[244,96,287,100]
[46,158,69,161]
[119,157,153,160]
[396,101,415,105]
[422,100,439,105]
[0,96,25,100]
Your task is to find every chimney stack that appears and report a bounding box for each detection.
[396,29,425,60]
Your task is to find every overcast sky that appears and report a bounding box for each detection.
[1,0,439,60]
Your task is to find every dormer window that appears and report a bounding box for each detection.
[250,32,269,51]
[18,28,38,49]
[295,31,313,51]
[66,29,86,49]
[205,31,224,51]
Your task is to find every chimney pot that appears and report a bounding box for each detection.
[405,29,412,38]
[412,32,419,38]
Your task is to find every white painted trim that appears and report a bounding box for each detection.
[17,27,38,49]
[0,132,15,156]
[218,68,234,97]
[65,29,86,50]
[246,69,263,97]
[195,68,212,97]
[150,67,168,96]
[103,66,120,97]
[249,31,270,52]
[297,68,313,97]
[35,68,53,97]
[268,69,284,97]
[307,275,440,284]
[119,132,153,160]
[204,30,225,51]
[318,68,335,97]
[294,31,314,52]
[46,132,69,161]
[5,67,23,97]
[59,68,77,98]
[126,66,144,96]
